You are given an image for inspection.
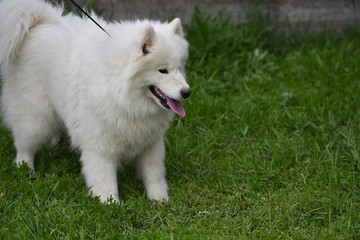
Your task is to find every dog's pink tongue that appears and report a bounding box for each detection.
[166,96,186,118]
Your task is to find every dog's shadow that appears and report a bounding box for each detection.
[34,137,81,176]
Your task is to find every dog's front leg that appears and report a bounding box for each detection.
[80,150,120,203]
[136,139,169,202]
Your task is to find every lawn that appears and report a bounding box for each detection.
[1,11,359,239]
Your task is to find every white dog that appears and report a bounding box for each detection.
[0,0,190,203]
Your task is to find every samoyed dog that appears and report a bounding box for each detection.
[0,0,191,203]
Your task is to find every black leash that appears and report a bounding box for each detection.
[69,0,110,36]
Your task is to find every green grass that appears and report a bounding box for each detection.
[1,11,360,239]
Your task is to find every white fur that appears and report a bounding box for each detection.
[0,0,190,203]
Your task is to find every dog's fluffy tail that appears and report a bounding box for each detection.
[0,0,62,68]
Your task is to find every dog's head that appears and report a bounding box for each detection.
[130,19,191,118]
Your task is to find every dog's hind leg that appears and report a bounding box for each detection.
[136,139,169,202]
[14,133,37,170]
[11,112,58,170]
[1,82,59,170]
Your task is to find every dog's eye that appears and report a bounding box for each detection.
[158,69,168,74]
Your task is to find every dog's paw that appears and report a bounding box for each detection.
[90,190,120,204]
[146,182,169,203]
[15,153,34,171]
[148,193,169,204]
[102,195,121,205]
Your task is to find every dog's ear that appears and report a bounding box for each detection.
[141,25,155,55]
[169,18,184,37]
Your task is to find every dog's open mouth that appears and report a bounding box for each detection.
[149,85,186,118]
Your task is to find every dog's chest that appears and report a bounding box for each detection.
[100,116,170,160]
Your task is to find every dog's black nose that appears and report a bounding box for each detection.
[180,88,191,99]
